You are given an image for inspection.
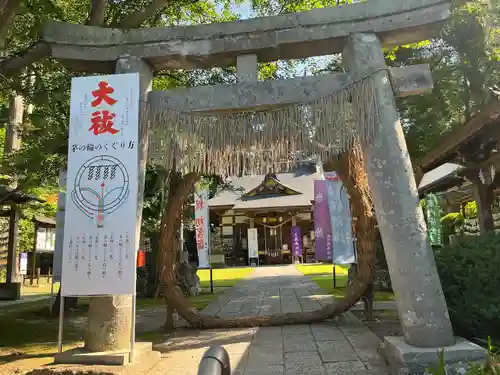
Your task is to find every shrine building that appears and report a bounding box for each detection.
[208,162,320,266]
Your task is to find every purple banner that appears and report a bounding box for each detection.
[314,180,333,261]
[291,226,302,257]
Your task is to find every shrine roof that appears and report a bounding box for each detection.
[33,215,56,226]
[209,165,319,210]
[417,163,465,198]
[418,99,500,173]
[0,186,45,205]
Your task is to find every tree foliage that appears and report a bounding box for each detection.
[0,0,248,244]
[394,1,500,162]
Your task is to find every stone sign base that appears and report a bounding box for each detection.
[53,342,158,366]
[381,336,489,375]
[27,343,160,375]
[0,282,21,300]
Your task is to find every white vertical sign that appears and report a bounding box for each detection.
[52,169,66,282]
[36,227,56,252]
[61,73,140,296]
[195,188,210,268]
[247,228,258,259]
[19,253,28,275]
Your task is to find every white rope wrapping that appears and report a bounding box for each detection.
[147,72,380,176]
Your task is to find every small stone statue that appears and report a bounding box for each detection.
[177,261,201,296]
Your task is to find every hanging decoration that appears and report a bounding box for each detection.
[425,193,443,246]
[148,74,379,176]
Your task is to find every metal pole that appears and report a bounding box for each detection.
[57,295,65,353]
[197,346,231,375]
[49,280,54,316]
[210,267,214,294]
[130,293,136,363]
[333,263,337,289]
[129,245,138,363]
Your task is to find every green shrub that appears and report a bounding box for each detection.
[435,233,500,340]
[427,338,499,375]
[464,201,478,218]
[441,212,464,243]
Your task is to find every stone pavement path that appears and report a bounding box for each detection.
[150,265,390,375]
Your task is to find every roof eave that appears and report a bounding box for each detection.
[419,99,500,172]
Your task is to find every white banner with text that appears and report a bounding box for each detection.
[61,73,140,296]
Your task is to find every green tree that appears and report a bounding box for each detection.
[394,1,500,162]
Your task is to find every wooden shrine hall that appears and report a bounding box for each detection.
[208,163,320,266]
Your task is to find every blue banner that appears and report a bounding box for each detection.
[324,172,356,264]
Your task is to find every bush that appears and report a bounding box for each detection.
[435,232,500,340]
[441,212,464,243]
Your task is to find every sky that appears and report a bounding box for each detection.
[214,1,331,77]
[215,1,253,19]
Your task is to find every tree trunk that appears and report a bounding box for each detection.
[0,42,51,79]
[115,0,171,29]
[164,303,175,333]
[413,164,425,189]
[0,0,19,50]
[160,140,377,329]
[87,0,108,26]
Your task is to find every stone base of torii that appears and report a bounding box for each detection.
[41,0,488,373]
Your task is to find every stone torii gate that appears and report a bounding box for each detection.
[43,0,488,373]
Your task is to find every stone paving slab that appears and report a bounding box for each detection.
[150,265,390,375]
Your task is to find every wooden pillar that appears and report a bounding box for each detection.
[30,251,36,285]
[343,33,454,348]
[4,94,23,285]
[464,168,494,233]
[472,183,494,233]
[85,56,153,352]
[5,206,19,283]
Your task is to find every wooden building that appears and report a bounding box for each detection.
[417,99,500,234]
[208,164,320,266]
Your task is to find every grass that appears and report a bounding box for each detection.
[21,282,59,297]
[295,263,394,301]
[0,298,87,365]
[296,263,349,276]
[0,266,255,365]
[197,267,254,288]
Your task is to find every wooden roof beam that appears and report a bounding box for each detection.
[418,99,500,173]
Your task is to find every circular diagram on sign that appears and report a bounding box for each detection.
[71,155,130,228]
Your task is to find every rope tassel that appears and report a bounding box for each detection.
[147,75,379,176]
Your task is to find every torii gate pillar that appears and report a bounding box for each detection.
[83,56,155,361]
[343,33,487,374]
